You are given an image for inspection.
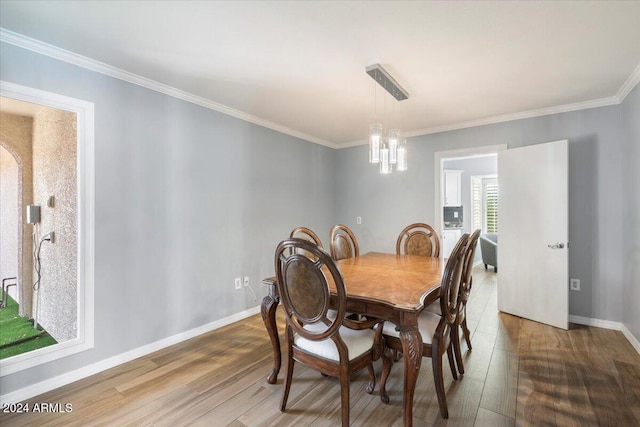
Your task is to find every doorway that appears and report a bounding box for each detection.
[434,144,507,259]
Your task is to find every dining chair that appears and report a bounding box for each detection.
[329,224,359,260]
[423,230,480,375]
[451,229,480,375]
[392,223,442,361]
[396,223,440,257]
[289,226,324,249]
[380,233,469,419]
[275,238,385,427]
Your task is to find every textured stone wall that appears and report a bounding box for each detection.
[32,107,77,342]
[0,112,34,317]
[1,146,20,295]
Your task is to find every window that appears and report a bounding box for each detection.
[0,81,95,376]
[471,175,498,234]
[484,178,498,233]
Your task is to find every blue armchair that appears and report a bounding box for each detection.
[479,234,498,273]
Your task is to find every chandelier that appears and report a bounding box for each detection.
[366,64,409,174]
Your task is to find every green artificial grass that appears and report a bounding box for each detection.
[0,291,57,359]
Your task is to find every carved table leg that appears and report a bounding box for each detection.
[400,326,422,427]
[261,292,281,384]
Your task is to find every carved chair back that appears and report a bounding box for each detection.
[439,233,468,328]
[275,238,347,344]
[396,223,440,257]
[290,226,324,249]
[329,224,360,261]
[459,229,481,306]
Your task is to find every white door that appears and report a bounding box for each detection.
[497,140,568,330]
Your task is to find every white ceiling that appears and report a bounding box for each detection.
[1,1,639,148]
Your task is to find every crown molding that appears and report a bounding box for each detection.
[0,28,337,149]
[340,95,621,148]
[408,95,620,137]
[617,62,640,102]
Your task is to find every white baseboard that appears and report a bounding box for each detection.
[569,315,622,330]
[569,315,640,355]
[622,324,640,354]
[0,306,261,405]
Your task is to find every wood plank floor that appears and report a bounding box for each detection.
[2,266,639,426]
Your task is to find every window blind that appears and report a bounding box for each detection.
[472,177,482,231]
[485,182,499,233]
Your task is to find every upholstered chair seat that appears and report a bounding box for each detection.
[479,233,497,272]
[381,311,441,346]
[295,322,378,361]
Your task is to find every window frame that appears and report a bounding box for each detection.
[0,81,95,376]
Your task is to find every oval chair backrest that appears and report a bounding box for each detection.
[459,229,481,305]
[290,227,324,260]
[290,226,324,249]
[329,224,359,261]
[440,233,469,326]
[275,238,346,341]
[396,223,440,257]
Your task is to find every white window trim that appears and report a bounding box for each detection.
[0,81,95,376]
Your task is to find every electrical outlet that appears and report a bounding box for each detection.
[570,278,580,291]
[356,216,362,224]
[234,277,242,290]
[244,276,250,287]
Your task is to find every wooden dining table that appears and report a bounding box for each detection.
[261,252,445,427]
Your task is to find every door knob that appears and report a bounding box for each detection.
[547,242,565,249]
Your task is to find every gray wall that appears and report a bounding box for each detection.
[335,105,625,323]
[442,156,498,233]
[0,42,337,394]
[622,84,640,340]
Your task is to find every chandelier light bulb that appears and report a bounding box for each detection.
[388,129,400,164]
[397,139,408,171]
[380,140,392,174]
[369,123,383,163]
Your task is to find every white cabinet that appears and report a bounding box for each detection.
[443,170,462,206]
[442,229,462,258]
